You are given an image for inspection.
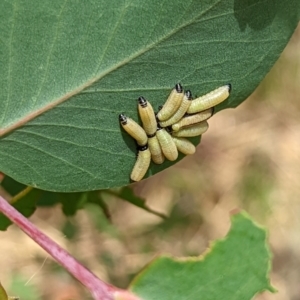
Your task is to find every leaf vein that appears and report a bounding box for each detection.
[24,123,120,133]
[32,0,69,107]
[94,0,130,76]
[0,149,45,183]
[17,129,133,157]
[4,138,99,179]
[1,0,17,127]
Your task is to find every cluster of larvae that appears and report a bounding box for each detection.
[119,83,231,182]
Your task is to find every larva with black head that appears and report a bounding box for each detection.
[130,145,151,182]
[138,96,157,136]
[187,84,231,114]
[172,137,196,155]
[148,135,165,164]
[119,113,148,146]
[157,83,184,121]
[172,121,209,138]
[159,90,193,128]
[172,108,214,132]
[156,127,178,161]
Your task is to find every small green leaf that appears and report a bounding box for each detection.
[87,191,111,220]
[57,192,87,216]
[37,191,87,216]
[0,282,8,300]
[107,187,167,219]
[130,211,275,300]
[1,176,27,197]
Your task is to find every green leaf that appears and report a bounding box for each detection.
[1,176,27,196]
[129,212,275,300]
[35,190,86,215]
[0,176,88,230]
[57,192,87,215]
[105,187,167,219]
[87,191,112,220]
[0,283,8,300]
[0,1,299,191]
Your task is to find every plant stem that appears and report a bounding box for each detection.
[0,196,140,300]
[9,186,33,204]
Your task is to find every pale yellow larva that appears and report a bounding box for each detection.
[148,135,165,164]
[157,83,184,121]
[119,113,148,146]
[138,96,157,136]
[130,145,151,182]
[187,84,231,114]
[159,90,192,128]
[172,137,196,155]
[172,121,209,137]
[171,108,214,132]
[156,127,178,161]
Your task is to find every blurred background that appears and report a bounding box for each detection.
[0,24,299,300]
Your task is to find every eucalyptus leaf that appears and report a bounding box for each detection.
[130,212,275,300]
[0,1,299,191]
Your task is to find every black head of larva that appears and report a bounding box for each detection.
[147,132,156,138]
[211,106,215,116]
[138,96,147,108]
[227,83,232,93]
[175,83,183,93]
[137,144,148,151]
[185,90,192,100]
[166,126,173,133]
[119,113,127,125]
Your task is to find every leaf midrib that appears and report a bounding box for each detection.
[0,1,222,137]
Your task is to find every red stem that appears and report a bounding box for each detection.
[0,196,134,300]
